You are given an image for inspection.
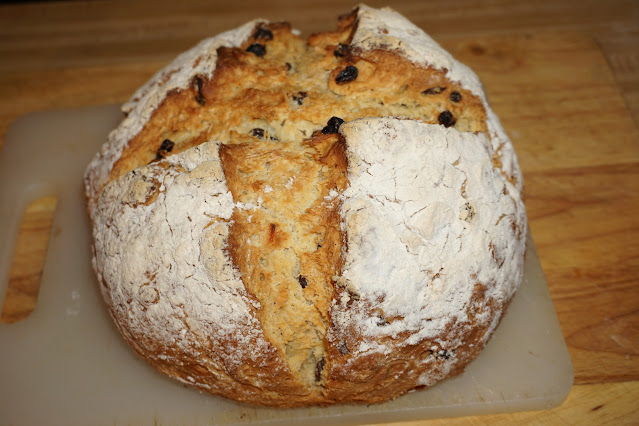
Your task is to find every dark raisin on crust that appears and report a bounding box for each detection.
[321,116,345,134]
[159,139,175,153]
[160,139,175,152]
[194,76,206,106]
[450,90,462,102]
[335,65,358,84]
[298,275,308,289]
[292,91,307,106]
[268,223,277,243]
[422,86,446,95]
[253,26,273,41]
[250,128,265,138]
[333,43,348,57]
[315,357,326,382]
[154,139,176,160]
[337,341,349,355]
[246,43,266,57]
[438,110,456,127]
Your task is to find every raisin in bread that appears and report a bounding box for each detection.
[84,5,527,407]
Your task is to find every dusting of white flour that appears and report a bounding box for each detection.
[320,10,526,383]
[353,5,523,191]
[329,119,526,384]
[92,142,282,376]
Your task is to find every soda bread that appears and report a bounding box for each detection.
[84,5,527,407]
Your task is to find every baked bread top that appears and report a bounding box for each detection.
[85,5,527,407]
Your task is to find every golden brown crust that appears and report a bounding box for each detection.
[220,134,347,395]
[108,18,486,185]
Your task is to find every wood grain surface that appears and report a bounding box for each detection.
[1,0,638,424]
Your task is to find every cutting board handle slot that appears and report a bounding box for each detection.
[0,185,58,323]
[1,105,122,325]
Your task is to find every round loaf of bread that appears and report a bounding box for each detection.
[84,5,527,407]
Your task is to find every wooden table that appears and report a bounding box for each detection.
[1,1,637,424]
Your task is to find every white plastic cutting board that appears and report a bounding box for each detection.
[0,105,573,425]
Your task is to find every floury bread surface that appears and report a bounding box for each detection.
[84,5,527,407]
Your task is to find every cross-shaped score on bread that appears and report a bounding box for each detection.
[84,5,526,407]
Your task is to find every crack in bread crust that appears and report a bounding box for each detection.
[220,135,347,392]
